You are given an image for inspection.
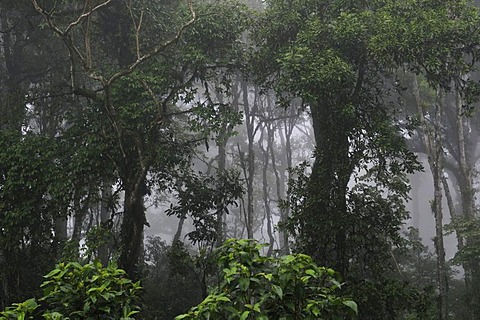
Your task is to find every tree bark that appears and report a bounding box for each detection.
[305,101,352,276]
[119,171,147,279]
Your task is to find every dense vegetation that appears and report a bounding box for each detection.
[1,0,480,319]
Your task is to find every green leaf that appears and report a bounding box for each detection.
[240,310,250,320]
[238,278,250,291]
[343,300,358,314]
[216,295,231,302]
[272,284,283,299]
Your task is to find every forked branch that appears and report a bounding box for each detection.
[107,0,196,85]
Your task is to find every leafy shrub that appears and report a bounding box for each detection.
[0,261,141,320]
[0,298,39,320]
[176,238,357,319]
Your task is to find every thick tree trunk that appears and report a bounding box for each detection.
[0,12,25,132]
[305,101,352,276]
[53,215,68,258]
[118,163,147,279]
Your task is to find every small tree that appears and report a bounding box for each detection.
[176,239,357,319]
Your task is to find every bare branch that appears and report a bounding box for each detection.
[107,0,196,85]
[32,0,65,36]
[85,13,93,70]
[127,0,144,60]
[32,0,111,36]
[64,0,113,35]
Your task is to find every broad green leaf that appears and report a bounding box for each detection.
[343,300,358,314]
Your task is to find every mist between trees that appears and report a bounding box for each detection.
[1,0,480,319]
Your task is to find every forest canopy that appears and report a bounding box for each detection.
[1,0,480,319]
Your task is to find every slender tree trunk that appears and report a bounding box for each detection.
[455,91,479,320]
[259,123,275,256]
[413,76,449,319]
[241,81,256,238]
[277,105,295,255]
[411,172,421,230]
[173,215,186,243]
[98,182,112,266]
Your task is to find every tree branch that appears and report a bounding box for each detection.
[107,0,196,85]
[64,0,113,35]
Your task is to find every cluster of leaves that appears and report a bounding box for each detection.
[0,132,66,246]
[446,217,480,266]
[166,169,243,244]
[176,238,357,319]
[0,131,66,305]
[0,262,141,320]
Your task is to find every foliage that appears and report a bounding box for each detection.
[282,162,431,318]
[446,217,480,266]
[166,169,243,244]
[41,261,142,319]
[176,239,357,319]
[0,262,141,320]
[253,1,480,318]
[142,237,211,319]
[0,131,66,306]
[0,299,38,320]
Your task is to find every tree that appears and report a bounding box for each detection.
[30,0,250,278]
[252,0,480,318]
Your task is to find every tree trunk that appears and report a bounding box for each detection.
[305,101,352,276]
[118,160,147,279]
[259,123,275,256]
[455,91,480,320]
[53,215,68,258]
[98,182,113,266]
[173,215,186,243]
[277,104,295,255]
[413,76,449,319]
[241,81,256,239]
